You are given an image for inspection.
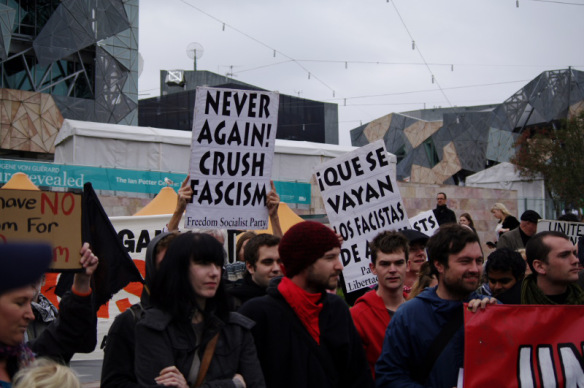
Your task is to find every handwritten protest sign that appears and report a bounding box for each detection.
[314,140,410,293]
[464,305,584,387]
[537,219,584,245]
[409,210,439,237]
[0,189,82,270]
[185,87,279,230]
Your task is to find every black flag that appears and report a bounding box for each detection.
[57,182,143,308]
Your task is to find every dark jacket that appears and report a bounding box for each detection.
[28,290,96,361]
[135,309,265,388]
[433,205,456,226]
[101,232,169,388]
[239,278,374,388]
[100,306,143,388]
[227,274,266,310]
[375,287,486,387]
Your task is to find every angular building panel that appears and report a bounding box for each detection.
[350,69,584,185]
[0,0,138,157]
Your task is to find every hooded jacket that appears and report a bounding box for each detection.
[101,232,170,388]
[375,287,485,388]
[350,289,392,378]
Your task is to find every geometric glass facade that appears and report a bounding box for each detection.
[0,0,138,126]
[351,69,584,185]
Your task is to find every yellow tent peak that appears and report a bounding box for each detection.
[133,186,178,216]
[1,172,40,191]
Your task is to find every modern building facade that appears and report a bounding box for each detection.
[0,0,139,157]
[350,68,584,185]
[139,70,339,145]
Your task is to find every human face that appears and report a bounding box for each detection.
[491,209,503,221]
[0,286,35,346]
[371,250,407,292]
[459,216,470,226]
[535,236,579,285]
[408,242,427,273]
[435,242,483,300]
[247,245,282,288]
[520,220,538,236]
[487,269,517,297]
[304,247,343,293]
[436,194,446,207]
[189,261,221,303]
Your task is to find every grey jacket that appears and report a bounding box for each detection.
[497,227,524,251]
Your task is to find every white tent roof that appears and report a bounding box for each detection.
[466,162,547,217]
[54,119,396,183]
[466,162,541,185]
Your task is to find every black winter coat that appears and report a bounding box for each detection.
[239,279,374,388]
[135,309,265,388]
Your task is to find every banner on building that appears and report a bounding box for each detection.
[314,140,410,294]
[0,189,82,270]
[537,219,584,245]
[464,304,584,387]
[185,86,279,230]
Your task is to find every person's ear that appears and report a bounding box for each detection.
[369,262,377,276]
[532,259,546,276]
[245,261,255,275]
[433,260,445,275]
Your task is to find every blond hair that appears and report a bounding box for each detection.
[13,358,81,388]
[491,202,512,218]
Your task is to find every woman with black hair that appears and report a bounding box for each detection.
[134,232,265,388]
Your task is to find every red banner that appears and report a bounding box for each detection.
[464,304,584,387]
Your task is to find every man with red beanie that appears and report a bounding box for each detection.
[239,221,374,388]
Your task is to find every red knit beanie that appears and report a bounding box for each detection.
[278,221,341,278]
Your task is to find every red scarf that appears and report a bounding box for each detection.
[278,277,324,344]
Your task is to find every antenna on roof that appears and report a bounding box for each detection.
[186,42,204,71]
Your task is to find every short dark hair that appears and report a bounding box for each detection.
[150,232,229,320]
[244,234,281,268]
[558,213,579,222]
[525,231,570,275]
[427,224,480,272]
[437,192,447,199]
[485,248,526,281]
[369,231,409,265]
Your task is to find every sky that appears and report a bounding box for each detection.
[138,0,584,146]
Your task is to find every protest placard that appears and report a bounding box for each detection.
[409,210,439,237]
[185,86,279,230]
[314,140,410,294]
[537,219,584,245]
[464,304,584,387]
[0,189,82,270]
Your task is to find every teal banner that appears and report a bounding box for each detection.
[273,180,311,205]
[0,159,311,204]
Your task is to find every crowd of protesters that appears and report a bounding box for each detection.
[1,185,583,388]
